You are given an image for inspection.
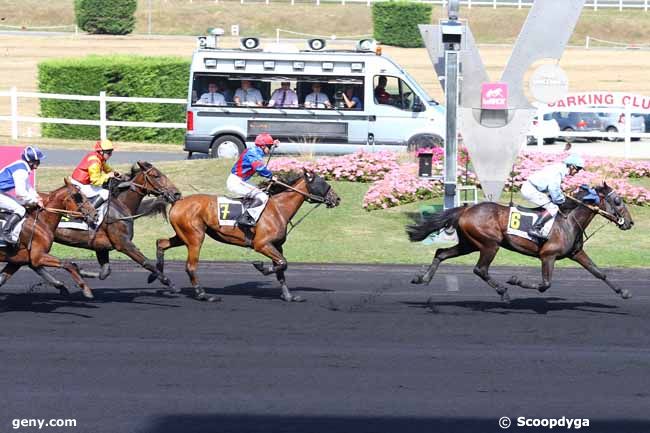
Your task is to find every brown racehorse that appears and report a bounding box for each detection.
[152,170,340,302]
[51,161,181,288]
[407,183,634,301]
[0,178,98,298]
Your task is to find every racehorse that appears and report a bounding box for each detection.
[51,161,181,287]
[152,170,340,302]
[406,183,634,301]
[0,178,98,298]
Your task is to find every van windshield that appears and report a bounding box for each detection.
[402,70,438,105]
[191,73,365,110]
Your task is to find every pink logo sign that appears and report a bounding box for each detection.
[481,83,508,110]
[0,146,36,187]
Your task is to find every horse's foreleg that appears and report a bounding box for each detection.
[112,235,178,292]
[0,263,22,288]
[472,246,510,302]
[154,235,183,277]
[30,266,70,296]
[412,243,474,285]
[254,243,301,302]
[571,249,630,299]
[30,254,94,299]
[507,255,556,293]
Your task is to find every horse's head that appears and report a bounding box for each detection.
[302,169,340,208]
[595,182,634,230]
[130,161,182,203]
[62,177,97,226]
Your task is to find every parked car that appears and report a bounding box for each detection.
[642,113,650,133]
[597,112,644,142]
[526,113,559,145]
[551,112,603,143]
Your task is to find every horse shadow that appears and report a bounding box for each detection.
[404,296,626,316]
[181,281,333,301]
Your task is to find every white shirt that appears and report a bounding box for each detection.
[11,163,39,205]
[528,163,569,203]
[304,92,331,108]
[234,88,263,106]
[198,92,226,106]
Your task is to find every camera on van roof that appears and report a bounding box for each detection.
[356,39,377,52]
[307,39,326,51]
[240,37,260,50]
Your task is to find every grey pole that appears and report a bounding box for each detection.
[443,0,461,209]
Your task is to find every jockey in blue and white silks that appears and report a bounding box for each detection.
[0,146,45,243]
[520,154,584,239]
[226,133,278,226]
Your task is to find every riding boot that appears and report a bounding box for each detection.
[236,211,256,227]
[528,211,553,239]
[0,213,22,244]
[89,195,105,209]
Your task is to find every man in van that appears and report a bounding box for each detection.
[198,82,226,106]
[268,82,298,108]
[374,76,393,105]
[234,80,263,107]
[304,83,331,109]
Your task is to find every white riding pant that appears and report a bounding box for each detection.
[226,173,268,221]
[0,192,26,217]
[70,179,109,201]
[521,181,558,216]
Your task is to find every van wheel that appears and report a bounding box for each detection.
[562,127,575,144]
[210,135,245,159]
[407,134,444,152]
[543,138,555,144]
[605,126,619,142]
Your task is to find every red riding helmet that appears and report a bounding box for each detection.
[254,133,275,148]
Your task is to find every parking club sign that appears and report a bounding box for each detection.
[481,82,508,110]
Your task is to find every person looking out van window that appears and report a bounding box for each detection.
[234,80,263,107]
[268,82,298,108]
[217,79,234,104]
[342,85,363,110]
[374,75,393,105]
[304,83,331,109]
[198,82,226,106]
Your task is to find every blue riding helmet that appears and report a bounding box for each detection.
[21,145,45,163]
[563,154,584,169]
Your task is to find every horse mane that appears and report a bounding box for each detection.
[259,171,304,195]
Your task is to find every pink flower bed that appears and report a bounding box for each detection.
[267,150,650,209]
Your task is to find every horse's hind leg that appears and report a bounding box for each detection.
[31,253,94,299]
[472,246,510,302]
[30,266,70,296]
[253,243,301,302]
[154,235,183,277]
[78,250,110,280]
[571,249,630,299]
[412,242,474,285]
[507,255,556,293]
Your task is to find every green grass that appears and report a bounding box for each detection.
[35,159,650,267]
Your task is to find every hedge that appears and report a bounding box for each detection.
[38,56,190,144]
[75,0,137,35]
[372,1,432,48]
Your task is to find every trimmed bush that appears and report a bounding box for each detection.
[75,0,137,35]
[38,56,190,144]
[372,1,432,48]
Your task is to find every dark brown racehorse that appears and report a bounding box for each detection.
[52,161,181,287]
[407,183,634,301]
[153,170,340,302]
[0,178,98,298]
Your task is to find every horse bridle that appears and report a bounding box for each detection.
[128,166,178,203]
[269,177,332,205]
[567,192,625,226]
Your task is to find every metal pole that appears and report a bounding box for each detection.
[444,50,459,209]
[99,91,107,140]
[10,86,18,140]
[624,104,631,158]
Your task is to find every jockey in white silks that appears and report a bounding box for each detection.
[520,154,584,239]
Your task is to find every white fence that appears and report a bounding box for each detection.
[0,87,186,140]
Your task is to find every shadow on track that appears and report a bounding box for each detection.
[141,414,650,433]
[404,297,626,316]
[177,281,332,301]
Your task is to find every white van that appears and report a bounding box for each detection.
[184,35,445,158]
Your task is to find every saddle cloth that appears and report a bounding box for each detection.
[0,212,26,247]
[57,202,108,231]
[506,206,556,241]
[217,196,266,226]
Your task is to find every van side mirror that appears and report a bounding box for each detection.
[413,96,425,112]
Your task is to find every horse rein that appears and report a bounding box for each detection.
[566,194,624,226]
[269,178,329,204]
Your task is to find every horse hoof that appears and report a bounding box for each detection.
[411,275,424,285]
[507,276,520,285]
[500,292,511,303]
[168,284,181,294]
[58,286,70,296]
[81,287,94,299]
[147,273,157,284]
[252,261,265,273]
[620,289,632,299]
[281,294,304,302]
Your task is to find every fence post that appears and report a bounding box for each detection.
[624,104,631,159]
[467,0,472,9]
[99,91,107,141]
[10,86,18,140]
[276,28,280,43]
[367,0,371,6]
[585,35,590,49]
[594,0,598,11]
[619,0,623,11]
[493,0,497,9]
[646,0,648,12]
[518,0,522,9]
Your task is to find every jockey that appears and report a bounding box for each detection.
[0,146,44,244]
[226,133,279,227]
[71,139,119,208]
[521,154,584,239]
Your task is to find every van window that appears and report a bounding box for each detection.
[374,75,418,111]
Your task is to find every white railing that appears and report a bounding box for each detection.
[533,105,650,159]
[0,87,186,140]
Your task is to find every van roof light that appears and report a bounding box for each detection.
[209,27,225,36]
[356,39,377,52]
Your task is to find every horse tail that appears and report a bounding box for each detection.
[406,205,467,242]
[136,197,169,222]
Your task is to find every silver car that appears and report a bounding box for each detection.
[598,112,644,142]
